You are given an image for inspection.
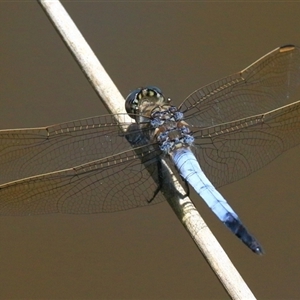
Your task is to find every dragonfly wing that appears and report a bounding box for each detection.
[0,145,167,215]
[180,45,300,127]
[0,114,139,184]
[193,100,300,187]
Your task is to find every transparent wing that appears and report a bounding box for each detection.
[0,114,139,184]
[193,100,300,188]
[0,145,168,216]
[180,45,300,127]
[1,45,300,215]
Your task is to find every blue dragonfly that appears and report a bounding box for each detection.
[0,45,299,254]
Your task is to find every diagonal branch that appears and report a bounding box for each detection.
[37,1,256,299]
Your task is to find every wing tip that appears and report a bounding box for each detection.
[279,44,296,53]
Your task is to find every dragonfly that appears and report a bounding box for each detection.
[0,45,299,254]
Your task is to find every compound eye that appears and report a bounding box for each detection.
[125,88,142,116]
[125,86,165,119]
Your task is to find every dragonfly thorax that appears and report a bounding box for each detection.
[154,119,194,153]
[125,86,194,153]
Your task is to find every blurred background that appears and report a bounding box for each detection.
[1,1,300,299]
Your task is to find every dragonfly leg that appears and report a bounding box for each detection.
[147,159,163,203]
[183,177,190,197]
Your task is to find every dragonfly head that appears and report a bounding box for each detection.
[125,86,171,121]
